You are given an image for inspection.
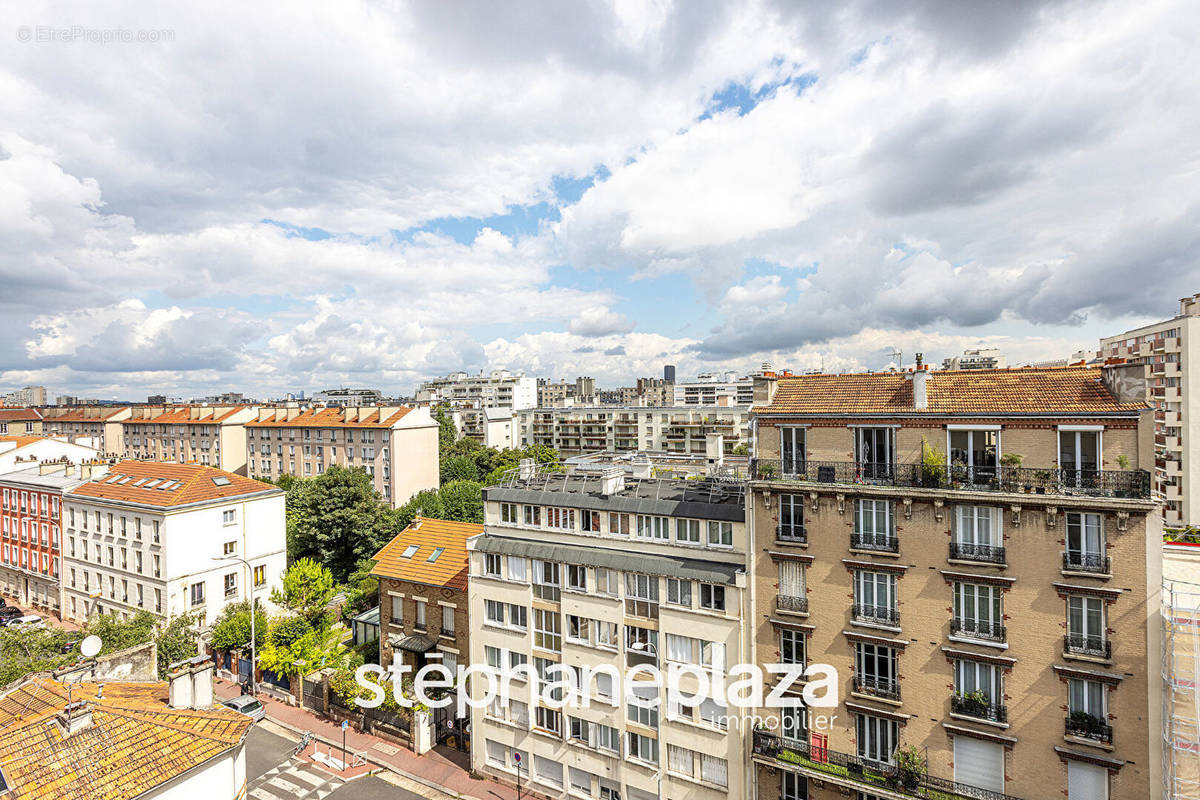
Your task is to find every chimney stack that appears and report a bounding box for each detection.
[599,467,625,496]
[631,455,653,480]
[913,353,929,411]
[518,458,537,481]
[55,701,94,737]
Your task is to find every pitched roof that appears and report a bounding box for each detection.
[122,406,248,425]
[756,366,1147,417]
[41,408,128,423]
[0,408,42,423]
[66,461,280,508]
[0,678,250,800]
[0,436,46,449]
[371,518,480,591]
[246,407,412,429]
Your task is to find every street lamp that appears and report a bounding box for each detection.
[215,555,257,696]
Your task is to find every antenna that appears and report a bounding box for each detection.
[887,348,902,371]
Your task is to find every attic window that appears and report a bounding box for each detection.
[427,548,445,563]
[117,476,132,484]
[143,479,161,488]
[105,474,123,483]
[132,478,148,486]
[212,476,232,487]
[401,545,419,559]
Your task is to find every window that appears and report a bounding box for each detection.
[566,614,590,644]
[532,560,560,602]
[949,428,998,483]
[414,600,427,631]
[781,773,808,800]
[507,603,527,630]
[855,427,894,479]
[699,583,725,612]
[636,515,669,540]
[223,541,236,555]
[500,503,517,523]
[534,608,561,652]
[546,507,575,530]
[222,509,236,525]
[567,564,587,592]
[953,505,1002,560]
[507,556,527,582]
[523,505,541,526]
[855,642,898,699]
[581,510,601,533]
[624,573,659,618]
[534,754,563,787]
[781,629,806,665]
[484,553,501,577]
[608,512,630,536]
[223,572,237,597]
[596,722,620,753]
[955,659,1001,707]
[699,697,727,729]
[701,754,728,787]
[779,494,805,541]
[400,545,418,559]
[569,767,593,795]
[856,714,897,766]
[667,745,694,777]
[626,732,658,764]
[675,518,701,544]
[666,577,691,607]
[953,582,1003,640]
[535,706,562,736]
[778,560,806,611]
[595,567,618,595]
[189,582,205,607]
[1065,512,1106,572]
[1059,429,1101,484]
[253,565,265,586]
[707,520,733,547]
[485,600,505,625]
[627,685,658,727]
[441,605,454,635]
[853,570,898,625]
[854,499,895,550]
[1067,595,1107,655]
[781,426,806,474]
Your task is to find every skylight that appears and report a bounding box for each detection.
[212,476,232,486]
[132,478,148,486]
[117,476,132,484]
[401,545,419,559]
[427,548,445,563]
[143,479,161,488]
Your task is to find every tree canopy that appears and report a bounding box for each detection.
[271,558,337,630]
[283,465,397,581]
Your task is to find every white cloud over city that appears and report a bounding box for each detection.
[2,0,1199,399]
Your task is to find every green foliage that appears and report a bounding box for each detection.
[434,406,457,453]
[271,558,337,631]
[438,479,485,523]
[341,558,379,621]
[258,619,348,677]
[920,437,947,484]
[893,744,926,776]
[999,452,1024,466]
[0,625,79,686]
[210,601,268,652]
[269,615,314,648]
[154,614,200,678]
[730,442,750,456]
[283,465,394,581]
[440,453,479,484]
[1116,453,1131,470]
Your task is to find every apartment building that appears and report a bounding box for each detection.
[0,436,100,475]
[942,348,1008,371]
[450,407,514,448]
[313,387,383,406]
[40,406,132,453]
[1,386,47,406]
[245,405,437,506]
[61,461,285,627]
[468,466,751,800]
[0,407,43,436]
[1074,292,1200,527]
[373,518,478,698]
[674,373,754,406]
[0,463,98,616]
[121,405,257,474]
[515,406,752,456]
[747,362,1161,800]
[417,370,538,410]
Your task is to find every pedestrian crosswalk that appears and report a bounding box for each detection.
[249,758,344,800]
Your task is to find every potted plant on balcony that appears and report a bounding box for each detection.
[1033,469,1053,494]
[999,452,1023,491]
[1068,709,1107,739]
[1116,454,1130,470]
[892,744,925,790]
[920,438,946,488]
[757,461,777,480]
[959,689,990,717]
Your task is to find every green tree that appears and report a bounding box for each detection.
[269,615,313,648]
[210,601,268,652]
[434,405,457,454]
[0,626,78,686]
[258,619,348,678]
[440,453,479,484]
[438,479,485,523]
[284,465,395,580]
[393,488,445,530]
[342,557,379,621]
[271,558,337,630]
[154,614,200,678]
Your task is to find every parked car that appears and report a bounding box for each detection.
[222,695,266,722]
[0,607,23,625]
[7,615,44,628]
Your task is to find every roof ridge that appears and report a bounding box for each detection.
[98,704,247,744]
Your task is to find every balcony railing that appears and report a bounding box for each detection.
[850,532,899,553]
[778,524,807,544]
[1065,712,1113,744]
[853,674,901,701]
[750,459,1151,500]
[853,603,900,626]
[752,730,1024,800]
[951,694,1008,723]
[1064,633,1111,659]
[951,618,1006,642]
[1062,552,1111,574]
[949,542,1006,564]
[776,594,809,614]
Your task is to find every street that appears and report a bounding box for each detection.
[246,723,428,800]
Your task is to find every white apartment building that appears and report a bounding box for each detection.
[244,405,439,507]
[673,373,754,406]
[1078,292,1200,526]
[40,406,132,453]
[451,407,514,448]
[312,387,383,406]
[468,466,751,800]
[121,405,258,474]
[941,347,1008,370]
[416,369,538,410]
[61,461,286,627]
[514,406,752,455]
[0,436,100,475]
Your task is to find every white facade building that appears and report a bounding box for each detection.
[61,461,286,627]
[941,347,1008,370]
[417,369,538,410]
[672,373,754,406]
[514,406,752,456]
[0,436,100,475]
[451,407,514,448]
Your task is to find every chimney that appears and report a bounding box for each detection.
[79,464,92,481]
[706,434,725,473]
[913,353,929,411]
[752,374,779,407]
[1102,362,1149,403]
[518,458,537,481]
[631,455,653,479]
[55,701,94,737]
[599,467,625,496]
[168,665,194,709]
[190,661,214,709]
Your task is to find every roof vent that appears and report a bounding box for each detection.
[599,467,625,496]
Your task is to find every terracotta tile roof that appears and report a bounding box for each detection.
[757,366,1147,416]
[122,406,248,425]
[0,408,42,422]
[0,678,249,800]
[371,518,480,591]
[41,408,128,423]
[246,407,412,429]
[66,461,280,508]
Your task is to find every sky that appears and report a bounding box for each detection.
[2,0,1199,400]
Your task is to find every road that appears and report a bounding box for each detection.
[246,723,427,800]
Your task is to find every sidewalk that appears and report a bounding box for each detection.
[216,678,523,800]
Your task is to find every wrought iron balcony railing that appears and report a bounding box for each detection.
[949,541,1006,564]
[1064,633,1112,659]
[853,603,900,626]
[750,459,1151,500]
[778,524,807,544]
[853,674,901,701]
[751,730,1025,800]
[776,594,809,614]
[951,694,1008,723]
[1062,552,1111,574]
[951,618,1006,642]
[1065,713,1113,744]
[850,532,899,553]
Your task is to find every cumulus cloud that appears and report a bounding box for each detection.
[568,305,636,336]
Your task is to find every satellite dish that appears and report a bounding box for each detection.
[80,636,102,658]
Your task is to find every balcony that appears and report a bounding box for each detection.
[951,693,1008,724]
[950,618,1006,643]
[778,524,807,545]
[776,594,809,614]
[1064,633,1111,660]
[853,603,900,626]
[751,731,1024,800]
[850,532,899,553]
[750,459,1152,500]
[853,674,901,701]
[1065,712,1113,744]
[948,541,1006,565]
[1062,552,1111,575]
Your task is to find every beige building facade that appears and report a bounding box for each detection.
[748,364,1162,800]
[515,406,752,456]
[40,406,131,454]
[122,405,257,474]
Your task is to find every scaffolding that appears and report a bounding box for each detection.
[1163,578,1200,800]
